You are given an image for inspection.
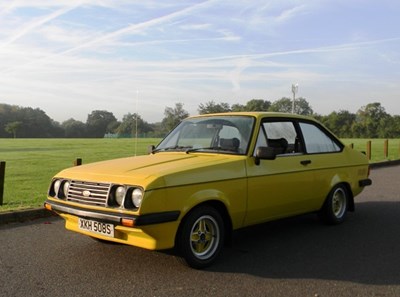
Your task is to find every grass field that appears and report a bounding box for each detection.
[0,138,399,212]
[341,138,400,162]
[0,138,161,211]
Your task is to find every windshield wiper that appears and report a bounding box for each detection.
[185,147,221,154]
[151,145,193,154]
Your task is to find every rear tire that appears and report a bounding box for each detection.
[177,206,224,269]
[319,184,348,225]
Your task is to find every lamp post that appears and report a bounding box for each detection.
[291,83,298,114]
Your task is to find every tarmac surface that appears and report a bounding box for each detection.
[0,163,399,297]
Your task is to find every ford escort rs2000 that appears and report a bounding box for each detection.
[45,112,371,268]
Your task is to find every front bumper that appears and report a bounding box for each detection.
[44,199,180,250]
[44,200,180,226]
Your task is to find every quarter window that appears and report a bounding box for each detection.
[299,122,341,153]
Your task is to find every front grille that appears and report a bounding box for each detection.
[66,180,111,207]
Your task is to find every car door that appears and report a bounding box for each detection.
[244,118,317,226]
[296,121,344,203]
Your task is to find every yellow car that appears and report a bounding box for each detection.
[45,112,371,268]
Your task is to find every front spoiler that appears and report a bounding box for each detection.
[44,200,180,227]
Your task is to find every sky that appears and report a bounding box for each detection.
[0,0,399,123]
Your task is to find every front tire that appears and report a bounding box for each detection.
[320,184,349,225]
[177,206,224,269]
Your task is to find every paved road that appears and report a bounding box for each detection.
[1,166,399,297]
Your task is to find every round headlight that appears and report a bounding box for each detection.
[115,186,126,206]
[53,180,62,197]
[131,188,143,208]
[63,181,70,198]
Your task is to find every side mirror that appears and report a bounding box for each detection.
[254,146,277,165]
[147,145,155,154]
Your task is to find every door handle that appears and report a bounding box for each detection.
[300,160,312,166]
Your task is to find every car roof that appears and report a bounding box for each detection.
[187,112,315,121]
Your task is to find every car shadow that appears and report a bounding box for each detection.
[209,201,400,286]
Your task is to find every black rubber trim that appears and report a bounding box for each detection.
[135,211,180,226]
[359,178,372,187]
[44,200,180,226]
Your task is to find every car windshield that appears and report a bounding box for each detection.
[155,115,255,155]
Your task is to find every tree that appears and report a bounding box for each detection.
[19,107,55,137]
[321,110,356,138]
[352,102,388,138]
[86,110,117,138]
[49,120,65,138]
[62,118,86,138]
[0,104,65,138]
[162,103,189,131]
[0,104,16,137]
[377,116,399,138]
[230,103,245,112]
[148,122,165,138]
[231,99,271,112]
[5,121,22,138]
[198,101,231,114]
[268,97,292,113]
[390,116,400,138]
[244,99,271,111]
[269,97,313,115]
[107,120,121,135]
[116,113,152,137]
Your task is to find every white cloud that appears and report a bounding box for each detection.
[0,0,400,123]
[180,23,212,30]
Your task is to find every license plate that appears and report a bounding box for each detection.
[78,218,114,238]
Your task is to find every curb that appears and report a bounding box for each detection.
[1,161,399,226]
[369,159,400,169]
[0,207,56,225]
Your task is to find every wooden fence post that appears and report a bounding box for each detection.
[384,139,389,159]
[74,158,82,166]
[0,161,5,206]
[366,141,372,161]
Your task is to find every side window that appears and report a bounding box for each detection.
[254,121,302,155]
[299,122,341,153]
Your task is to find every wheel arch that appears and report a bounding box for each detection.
[326,172,356,213]
[342,182,355,212]
[325,181,355,212]
[175,200,233,248]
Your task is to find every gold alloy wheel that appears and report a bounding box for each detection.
[190,215,220,260]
